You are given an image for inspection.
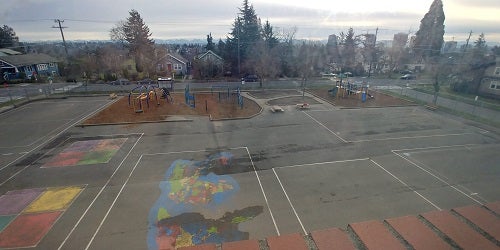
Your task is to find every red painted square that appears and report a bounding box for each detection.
[0,211,62,248]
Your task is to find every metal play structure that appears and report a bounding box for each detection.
[128,83,172,113]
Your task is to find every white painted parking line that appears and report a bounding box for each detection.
[349,132,474,143]
[59,133,144,250]
[392,150,485,206]
[273,168,307,235]
[277,158,369,169]
[302,111,348,143]
[245,147,280,236]
[369,159,441,211]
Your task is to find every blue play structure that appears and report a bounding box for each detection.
[184,85,195,108]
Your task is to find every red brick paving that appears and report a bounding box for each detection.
[266,233,308,250]
[311,228,355,250]
[177,243,217,250]
[222,239,260,250]
[485,201,500,215]
[386,215,449,250]
[453,205,500,240]
[422,210,498,250]
[176,202,500,250]
[349,220,405,250]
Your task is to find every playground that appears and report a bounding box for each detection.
[0,87,498,249]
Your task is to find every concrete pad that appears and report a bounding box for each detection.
[453,205,500,240]
[222,239,260,250]
[422,210,497,249]
[349,220,405,250]
[311,228,355,250]
[267,233,308,250]
[386,215,449,250]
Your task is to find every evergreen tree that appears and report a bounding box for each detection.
[121,10,155,73]
[205,33,216,52]
[123,10,154,54]
[226,0,262,74]
[0,25,19,49]
[339,28,358,71]
[412,0,445,60]
[262,20,278,49]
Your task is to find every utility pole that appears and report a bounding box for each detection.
[52,19,68,58]
[368,27,378,77]
[464,30,472,52]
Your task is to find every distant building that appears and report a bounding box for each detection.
[364,34,376,46]
[393,33,408,49]
[442,41,458,53]
[478,57,500,98]
[0,53,60,80]
[327,34,338,47]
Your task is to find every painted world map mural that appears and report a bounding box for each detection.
[147,152,262,249]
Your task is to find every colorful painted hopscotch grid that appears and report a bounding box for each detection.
[0,186,84,248]
[43,138,128,168]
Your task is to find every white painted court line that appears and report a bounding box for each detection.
[82,146,280,249]
[349,132,474,143]
[302,111,348,143]
[0,99,118,186]
[369,159,442,211]
[276,158,370,169]
[245,147,281,236]
[272,168,307,235]
[58,133,144,250]
[392,150,485,206]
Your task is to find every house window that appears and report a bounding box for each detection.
[25,65,34,72]
[495,67,500,75]
[37,64,48,71]
[490,81,499,90]
[49,63,56,68]
[174,64,182,70]
[157,64,164,71]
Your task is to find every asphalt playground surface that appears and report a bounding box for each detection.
[0,93,499,249]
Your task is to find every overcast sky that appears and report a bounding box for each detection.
[1,0,499,43]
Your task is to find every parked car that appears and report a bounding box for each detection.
[242,74,259,82]
[110,78,131,85]
[399,70,413,75]
[400,74,416,80]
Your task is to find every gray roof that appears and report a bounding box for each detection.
[0,53,60,67]
[0,48,22,56]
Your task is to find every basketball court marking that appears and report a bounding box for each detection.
[391,145,485,206]
[369,159,442,210]
[57,133,144,250]
[272,157,443,231]
[83,146,279,250]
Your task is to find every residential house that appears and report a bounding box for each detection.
[0,53,60,80]
[478,57,500,98]
[0,48,22,57]
[157,52,189,77]
[193,50,224,78]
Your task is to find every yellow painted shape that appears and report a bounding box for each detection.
[24,186,82,213]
